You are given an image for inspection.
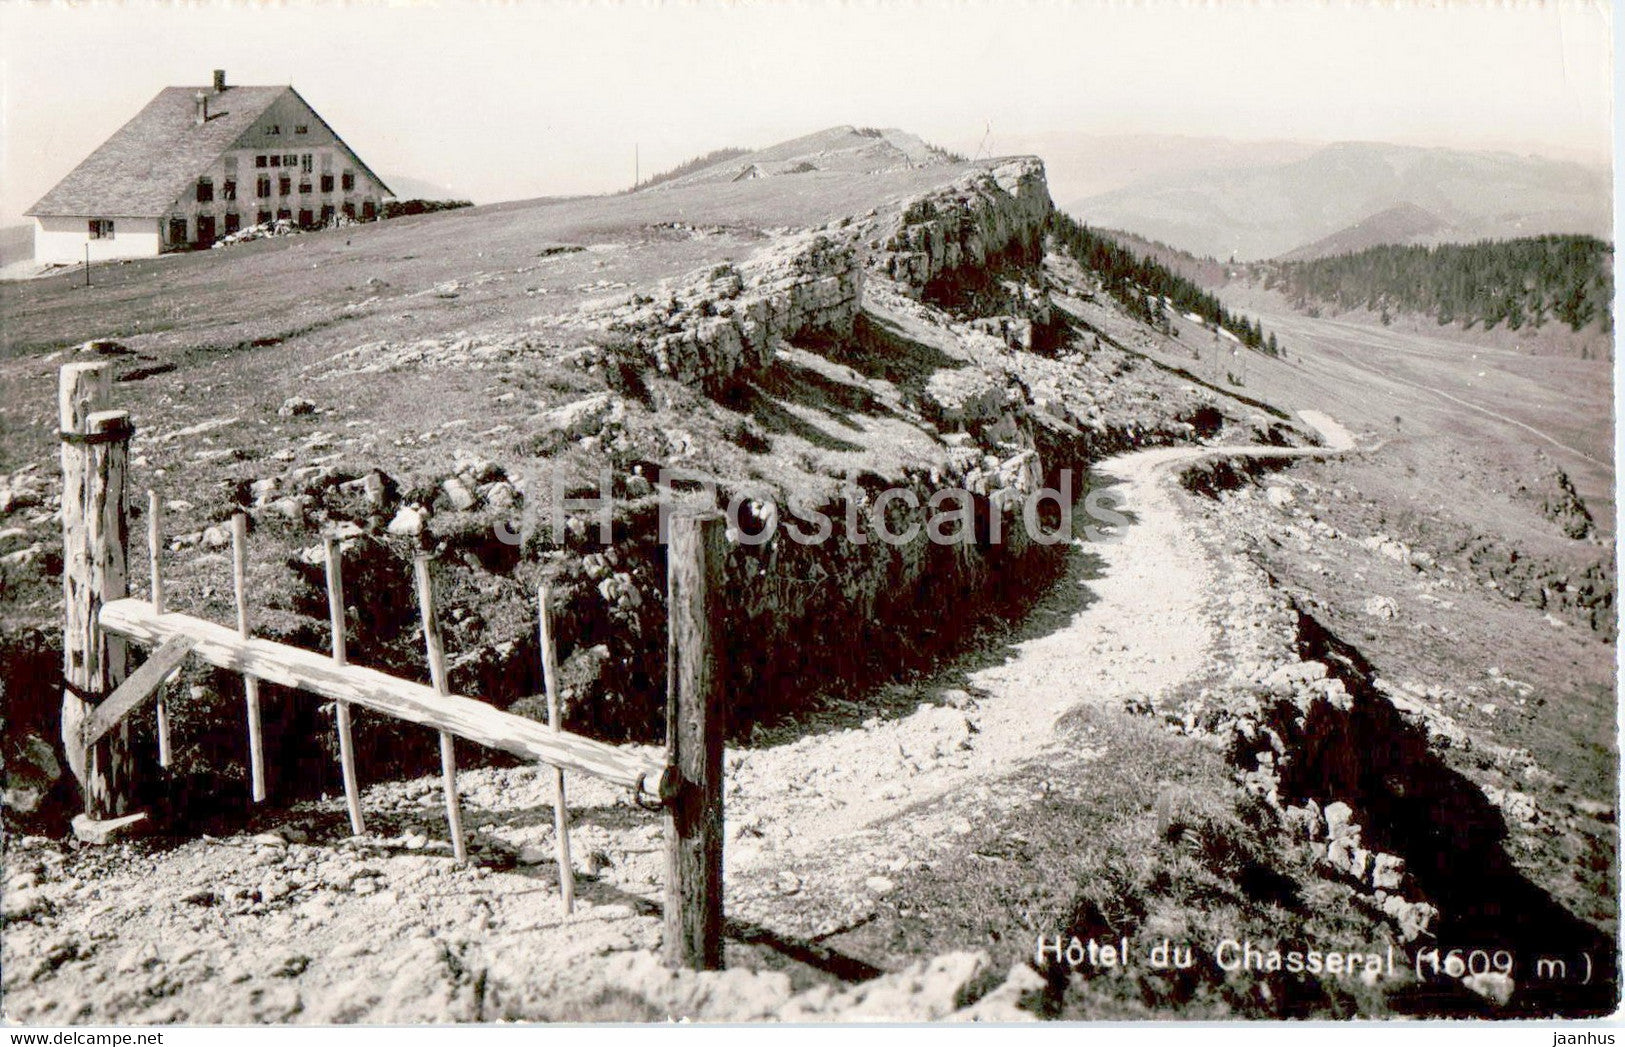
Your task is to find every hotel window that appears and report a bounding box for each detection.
[196,178,214,203]
[295,124,309,135]
[320,174,335,193]
[266,124,281,135]
[361,200,376,221]
[224,212,241,235]
[257,210,272,225]
[255,155,268,168]
[283,154,297,166]
[299,179,312,195]
[298,208,314,227]
[301,154,313,173]
[269,155,280,168]
[279,176,291,197]
[342,202,356,219]
[320,204,335,224]
[341,171,355,192]
[277,207,292,221]
[256,176,271,199]
[88,219,115,240]
[222,180,237,201]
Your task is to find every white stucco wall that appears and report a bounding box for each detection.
[33,216,161,265]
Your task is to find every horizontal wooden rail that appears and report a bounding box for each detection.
[99,598,661,791]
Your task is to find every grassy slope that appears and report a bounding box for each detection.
[1,143,1614,1019]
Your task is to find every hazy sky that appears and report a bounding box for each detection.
[1,0,1613,226]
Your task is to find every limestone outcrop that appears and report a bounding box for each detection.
[580,230,861,391]
[874,157,1053,295]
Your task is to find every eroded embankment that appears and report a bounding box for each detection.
[1161,455,1618,1017]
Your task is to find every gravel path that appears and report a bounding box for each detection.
[2,415,1350,1023]
[721,411,1354,937]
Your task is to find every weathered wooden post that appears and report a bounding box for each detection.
[663,512,727,970]
[324,536,365,836]
[59,361,134,821]
[231,512,267,802]
[413,554,468,864]
[537,585,575,914]
[148,489,173,768]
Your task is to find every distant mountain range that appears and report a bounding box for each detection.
[1066,141,1611,261]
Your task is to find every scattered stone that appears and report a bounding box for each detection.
[1362,595,1399,620]
[1462,971,1515,1006]
[277,397,317,417]
[71,811,149,845]
[1323,801,1357,841]
[952,961,1045,1021]
[2,735,61,814]
[387,506,426,536]
[538,393,621,443]
[864,875,896,895]
[441,477,476,511]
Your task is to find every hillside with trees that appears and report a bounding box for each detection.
[1258,235,1613,334]
[1051,212,1279,354]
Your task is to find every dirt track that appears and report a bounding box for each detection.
[721,411,1355,934]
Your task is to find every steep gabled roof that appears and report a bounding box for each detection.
[28,85,287,218]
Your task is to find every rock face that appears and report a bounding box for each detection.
[586,231,861,391]
[877,158,1054,295]
[2,734,62,814]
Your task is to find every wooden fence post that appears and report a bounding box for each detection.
[231,512,267,802]
[413,554,468,864]
[324,536,366,836]
[59,361,134,819]
[148,489,172,768]
[663,512,727,970]
[537,585,575,914]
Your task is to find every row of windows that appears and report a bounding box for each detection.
[196,169,360,204]
[165,201,377,242]
[261,124,310,137]
[88,219,115,240]
[254,153,317,172]
[206,172,357,201]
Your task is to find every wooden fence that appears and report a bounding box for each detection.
[57,360,727,970]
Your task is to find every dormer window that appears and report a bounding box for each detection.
[295,124,309,135]
[266,124,281,135]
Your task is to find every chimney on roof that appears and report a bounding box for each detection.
[194,91,208,126]
[213,69,226,92]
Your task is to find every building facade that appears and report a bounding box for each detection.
[28,71,392,264]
